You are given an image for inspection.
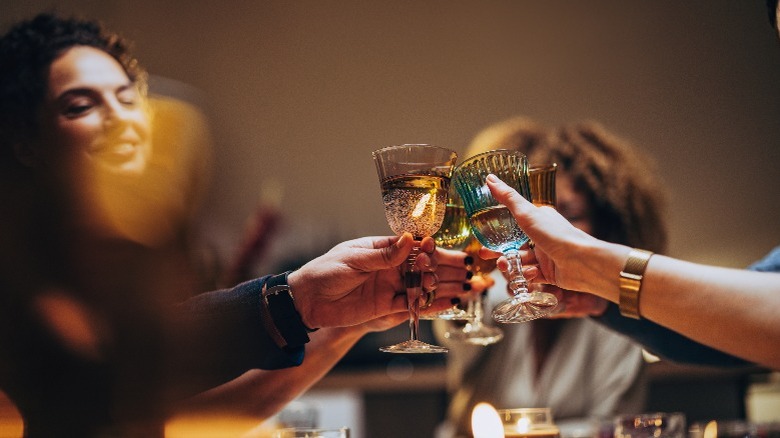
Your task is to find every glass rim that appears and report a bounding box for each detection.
[371,143,457,157]
[455,148,527,168]
[615,412,686,420]
[496,407,552,414]
[529,163,558,172]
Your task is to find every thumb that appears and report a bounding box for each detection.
[486,173,535,228]
[357,232,415,272]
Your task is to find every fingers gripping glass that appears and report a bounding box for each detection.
[452,150,557,323]
[372,144,457,353]
[444,235,504,345]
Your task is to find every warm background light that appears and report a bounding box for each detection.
[2,1,776,275]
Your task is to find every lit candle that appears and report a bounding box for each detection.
[505,417,531,438]
[472,403,505,438]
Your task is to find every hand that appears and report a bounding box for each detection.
[288,233,486,329]
[484,174,610,294]
[422,247,493,310]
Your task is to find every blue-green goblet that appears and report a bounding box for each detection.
[452,149,557,323]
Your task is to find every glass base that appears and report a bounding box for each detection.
[492,291,558,323]
[379,340,448,353]
[445,322,504,346]
[420,306,472,321]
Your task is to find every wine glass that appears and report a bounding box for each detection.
[452,149,557,323]
[372,144,457,353]
[614,413,686,438]
[443,235,504,345]
[528,163,562,308]
[424,186,473,321]
[529,164,557,207]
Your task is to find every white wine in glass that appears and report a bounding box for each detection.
[373,144,457,353]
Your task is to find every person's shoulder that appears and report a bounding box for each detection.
[747,246,780,273]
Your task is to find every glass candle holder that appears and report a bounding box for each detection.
[614,412,686,438]
[497,408,560,438]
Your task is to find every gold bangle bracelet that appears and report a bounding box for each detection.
[619,249,654,319]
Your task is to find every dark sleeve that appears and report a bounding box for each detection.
[166,276,304,396]
[590,246,780,368]
[593,303,753,367]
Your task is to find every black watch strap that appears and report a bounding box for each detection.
[261,271,310,350]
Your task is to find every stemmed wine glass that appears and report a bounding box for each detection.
[372,144,457,353]
[529,164,557,207]
[527,163,560,308]
[452,149,557,323]
[443,235,504,345]
[424,186,472,321]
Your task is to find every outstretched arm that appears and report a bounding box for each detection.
[171,236,486,413]
[172,321,399,418]
[485,174,780,369]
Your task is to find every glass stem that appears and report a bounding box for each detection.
[505,250,528,296]
[404,242,422,342]
[472,290,486,328]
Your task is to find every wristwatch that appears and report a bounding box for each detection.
[619,249,653,319]
[260,271,311,350]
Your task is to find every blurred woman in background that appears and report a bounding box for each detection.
[438,117,668,437]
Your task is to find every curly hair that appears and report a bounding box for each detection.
[466,116,551,157]
[467,117,668,253]
[0,12,146,168]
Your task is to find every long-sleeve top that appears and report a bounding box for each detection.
[169,276,305,392]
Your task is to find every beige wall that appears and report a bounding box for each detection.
[5,0,780,270]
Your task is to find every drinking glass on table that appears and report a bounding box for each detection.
[614,412,686,438]
[452,149,557,323]
[372,144,457,353]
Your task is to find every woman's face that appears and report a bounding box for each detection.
[33,45,151,175]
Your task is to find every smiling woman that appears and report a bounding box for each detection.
[42,45,152,174]
[0,13,190,436]
[0,12,487,437]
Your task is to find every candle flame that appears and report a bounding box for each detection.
[472,403,505,438]
[515,417,531,433]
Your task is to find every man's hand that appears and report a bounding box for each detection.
[288,233,487,329]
